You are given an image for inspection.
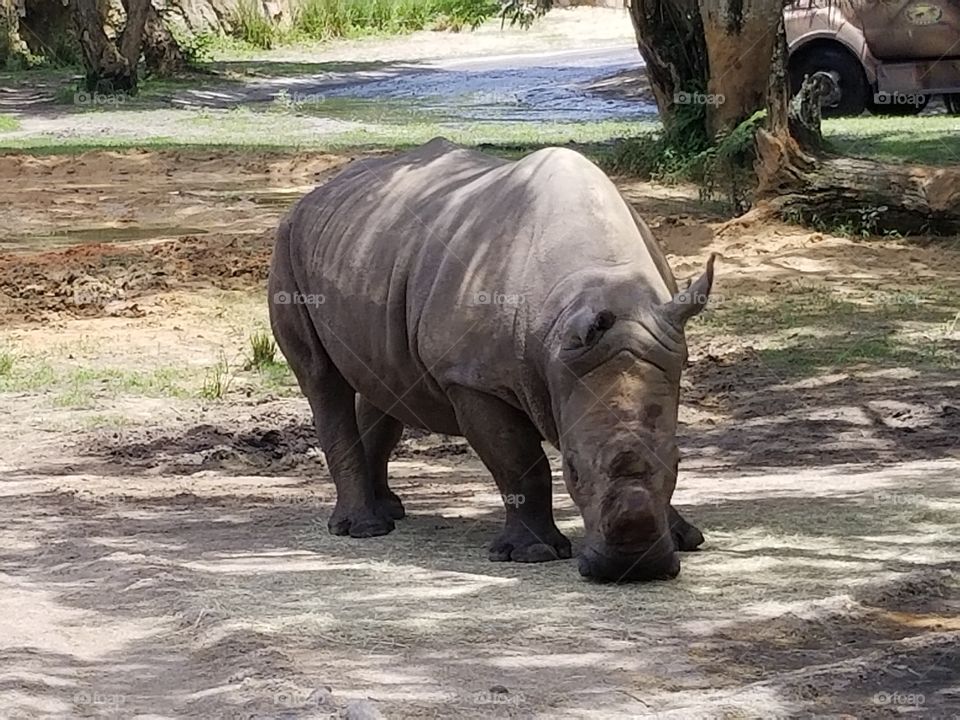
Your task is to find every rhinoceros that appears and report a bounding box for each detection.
[269,138,714,582]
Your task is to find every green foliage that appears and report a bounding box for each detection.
[232,0,283,48]
[230,0,501,45]
[499,0,552,28]
[176,30,217,67]
[610,104,767,212]
[783,205,909,238]
[0,114,19,132]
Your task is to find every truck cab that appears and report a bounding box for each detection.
[785,0,960,115]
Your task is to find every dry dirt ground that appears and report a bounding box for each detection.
[0,150,958,719]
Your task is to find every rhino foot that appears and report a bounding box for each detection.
[669,506,705,551]
[489,524,572,563]
[328,505,395,538]
[379,490,405,521]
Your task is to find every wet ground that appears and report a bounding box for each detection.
[1,10,654,144]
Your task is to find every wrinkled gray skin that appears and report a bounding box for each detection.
[269,138,714,582]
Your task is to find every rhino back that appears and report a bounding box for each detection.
[283,139,675,435]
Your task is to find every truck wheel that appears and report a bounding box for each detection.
[867,93,929,116]
[789,45,869,117]
[946,94,960,115]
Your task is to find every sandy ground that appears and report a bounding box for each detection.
[0,150,959,719]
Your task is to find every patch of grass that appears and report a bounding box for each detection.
[608,109,766,212]
[0,114,19,132]
[201,353,235,400]
[257,360,297,395]
[0,347,14,376]
[823,115,960,166]
[246,330,278,370]
[0,114,648,158]
[695,283,960,376]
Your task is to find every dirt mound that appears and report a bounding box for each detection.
[0,232,274,321]
[101,420,322,475]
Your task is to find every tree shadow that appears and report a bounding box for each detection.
[1,471,956,717]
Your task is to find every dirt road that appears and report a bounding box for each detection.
[1,150,958,719]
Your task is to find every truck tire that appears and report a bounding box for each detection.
[946,94,960,115]
[789,45,869,117]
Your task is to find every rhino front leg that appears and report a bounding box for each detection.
[669,505,705,551]
[448,386,572,563]
[357,396,405,520]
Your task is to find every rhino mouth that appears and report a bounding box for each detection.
[578,540,680,583]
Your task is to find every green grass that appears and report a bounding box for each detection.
[692,283,960,376]
[0,114,19,132]
[230,0,499,47]
[823,115,960,166]
[247,330,278,370]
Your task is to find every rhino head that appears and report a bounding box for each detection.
[548,256,715,582]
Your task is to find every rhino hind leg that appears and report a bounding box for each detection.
[448,386,572,564]
[269,280,393,538]
[669,505,705,551]
[357,396,405,520]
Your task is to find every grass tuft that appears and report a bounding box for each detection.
[247,330,278,370]
[201,353,235,400]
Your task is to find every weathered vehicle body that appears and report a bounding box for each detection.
[786,0,960,115]
[269,138,713,582]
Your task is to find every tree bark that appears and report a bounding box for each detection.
[1,0,28,66]
[755,130,960,235]
[72,0,150,92]
[700,0,783,137]
[141,3,186,76]
[118,0,149,70]
[628,0,709,139]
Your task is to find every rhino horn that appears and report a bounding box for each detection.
[660,254,716,328]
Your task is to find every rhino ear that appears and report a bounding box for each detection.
[660,254,716,328]
[561,308,617,350]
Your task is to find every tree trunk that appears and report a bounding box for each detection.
[1,0,28,66]
[141,4,186,76]
[628,0,709,140]
[700,0,783,137]
[72,0,149,92]
[73,0,130,91]
[755,130,960,235]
